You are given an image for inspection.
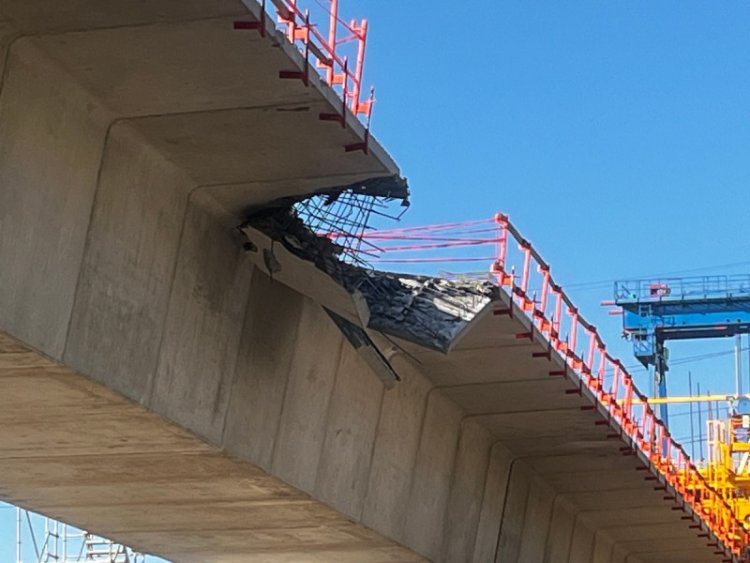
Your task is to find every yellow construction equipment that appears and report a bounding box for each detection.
[632,394,750,405]
[636,394,750,530]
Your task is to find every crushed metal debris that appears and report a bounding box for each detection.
[240,175,496,353]
[244,174,409,266]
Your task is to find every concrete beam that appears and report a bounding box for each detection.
[0,1,740,562]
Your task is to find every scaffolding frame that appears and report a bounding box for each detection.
[14,506,146,563]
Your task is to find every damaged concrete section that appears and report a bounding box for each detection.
[243,174,410,215]
[243,174,409,266]
[238,177,498,354]
[348,274,497,352]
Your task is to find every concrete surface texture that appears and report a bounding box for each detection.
[0,1,736,562]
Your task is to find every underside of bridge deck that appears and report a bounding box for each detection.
[0,1,739,562]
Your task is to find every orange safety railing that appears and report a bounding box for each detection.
[236,0,374,120]
[354,214,750,560]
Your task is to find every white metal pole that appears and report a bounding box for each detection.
[736,333,742,396]
[698,382,704,461]
[689,371,695,460]
[16,507,21,563]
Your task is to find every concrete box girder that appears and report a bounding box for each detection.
[440,378,586,415]
[0,1,739,562]
[406,293,737,562]
[0,1,420,560]
[1,0,398,212]
[29,17,316,117]
[0,331,426,562]
[0,0,249,32]
[129,105,385,187]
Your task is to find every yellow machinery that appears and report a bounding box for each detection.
[705,410,750,527]
[639,394,750,530]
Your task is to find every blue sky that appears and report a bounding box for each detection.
[3,1,750,559]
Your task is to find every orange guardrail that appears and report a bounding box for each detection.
[234,0,374,119]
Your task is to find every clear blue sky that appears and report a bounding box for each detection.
[3,1,750,558]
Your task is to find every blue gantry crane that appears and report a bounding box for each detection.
[614,275,750,424]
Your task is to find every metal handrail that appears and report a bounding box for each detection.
[616,274,750,302]
[270,0,372,117]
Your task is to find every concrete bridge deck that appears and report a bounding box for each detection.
[0,1,741,561]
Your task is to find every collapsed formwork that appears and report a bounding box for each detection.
[240,182,496,355]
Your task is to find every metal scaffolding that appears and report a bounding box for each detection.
[613,275,750,422]
[14,506,148,563]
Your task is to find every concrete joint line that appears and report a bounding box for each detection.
[218,271,257,448]
[142,181,205,407]
[465,416,491,555]
[266,308,301,470]
[217,267,255,446]
[595,537,617,562]
[433,376,557,391]
[192,169,391,192]
[311,337,346,495]
[0,10,250,107]
[61,116,118,365]
[438,415,485,559]
[470,440,502,560]
[462,405,589,420]
[17,13,252,40]
[122,98,322,124]
[401,384,442,539]
[0,32,30,111]
[541,492,565,563]
[269,308,345,474]
[358,380,386,523]
[0,38,15,97]
[567,511,584,563]
[492,453,520,562]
